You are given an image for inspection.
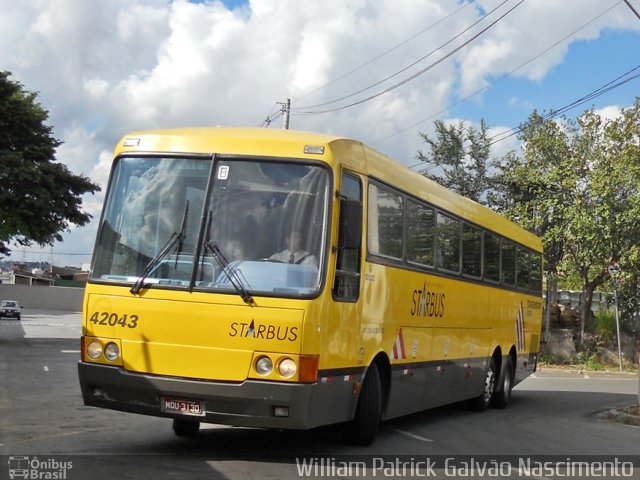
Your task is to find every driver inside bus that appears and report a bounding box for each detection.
[270,230,317,266]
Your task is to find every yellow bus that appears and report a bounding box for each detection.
[78,127,543,445]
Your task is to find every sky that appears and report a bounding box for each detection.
[1,0,639,267]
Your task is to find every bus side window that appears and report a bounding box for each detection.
[483,232,501,283]
[461,223,482,278]
[501,240,517,286]
[530,252,543,294]
[516,247,530,290]
[333,173,362,302]
[436,212,460,273]
[368,183,403,260]
[406,200,434,267]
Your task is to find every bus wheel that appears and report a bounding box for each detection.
[172,419,200,437]
[344,362,382,445]
[471,358,496,412]
[492,357,513,409]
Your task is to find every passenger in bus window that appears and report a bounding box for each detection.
[270,231,317,266]
[223,238,246,262]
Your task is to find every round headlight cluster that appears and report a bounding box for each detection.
[278,358,297,378]
[104,342,120,361]
[87,341,103,359]
[255,356,298,378]
[86,339,121,362]
[255,356,273,376]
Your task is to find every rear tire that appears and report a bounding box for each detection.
[492,357,513,409]
[344,362,382,445]
[172,419,200,437]
[471,358,496,412]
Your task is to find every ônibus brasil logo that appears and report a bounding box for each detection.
[8,456,72,479]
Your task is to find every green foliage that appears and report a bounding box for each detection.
[417,100,640,340]
[591,310,616,342]
[497,101,640,340]
[538,352,554,364]
[575,351,606,371]
[417,119,495,206]
[0,71,100,255]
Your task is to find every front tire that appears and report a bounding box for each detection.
[344,362,382,445]
[172,419,200,437]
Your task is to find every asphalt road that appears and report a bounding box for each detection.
[1,310,638,479]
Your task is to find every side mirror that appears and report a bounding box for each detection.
[338,199,362,250]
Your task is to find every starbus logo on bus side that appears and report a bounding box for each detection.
[411,282,446,318]
[229,319,299,342]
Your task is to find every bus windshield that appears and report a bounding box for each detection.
[91,156,330,297]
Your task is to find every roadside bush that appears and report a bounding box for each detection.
[576,351,605,371]
[592,310,616,342]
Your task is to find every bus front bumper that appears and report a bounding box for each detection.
[78,361,323,430]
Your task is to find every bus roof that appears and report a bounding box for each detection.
[114,127,541,252]
[115,127,343,159]
[361,144,542,252]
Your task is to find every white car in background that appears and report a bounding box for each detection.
[0,300,22,320]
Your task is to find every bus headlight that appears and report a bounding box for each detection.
[104,342,120,361]
[87,341,103,359]
[278,358,297,378]
[255,356,273,376]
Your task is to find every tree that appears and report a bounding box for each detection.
[498,102,640,343]
[492,120,569,339]
[0,71,100,256]
[419,105,640,343]
[417,119,495,206]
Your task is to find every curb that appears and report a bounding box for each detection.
[599,406,640,427]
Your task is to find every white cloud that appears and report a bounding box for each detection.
[457,0,639,92]
[1,0,639,262]
[593,105,623,123]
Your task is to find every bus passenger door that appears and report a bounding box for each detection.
[329,171,363,365]
[315,171,364,423]
[333,172,362,303]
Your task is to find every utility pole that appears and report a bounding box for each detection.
[282,98,291,129]
[608,260,623,372]
[623,0,640,21]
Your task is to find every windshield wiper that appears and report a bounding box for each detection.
[204,241,254,305]
[130,201,189,295]
[174,202,189,267]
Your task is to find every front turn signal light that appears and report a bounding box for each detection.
[298,355,319,383]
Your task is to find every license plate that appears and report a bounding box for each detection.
[161,396,205,417]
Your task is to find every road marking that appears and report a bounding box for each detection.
[200,424,220,430]
[386,427,433,442]
[61,350,80,354]
[7,427,113,445]
[43,366,49,372]
[516,467,545,480]
[536,375,634,381]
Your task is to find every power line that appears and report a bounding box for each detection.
[259,1,476,126]
[487,63,640,146]
[378,0,623,146]
[259,102,280,127]
[293,0,524,116]
[623,0,640,20]
[8,249,92,256]
[292,0,477,105]
[410,62,640,174]
[293,0,521,113]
